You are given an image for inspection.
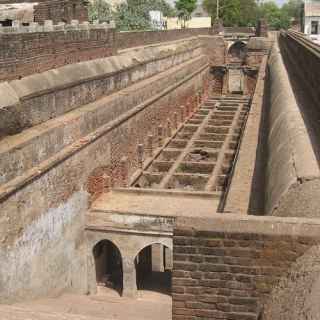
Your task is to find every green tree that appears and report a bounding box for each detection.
[175,0,197,28]
[259,1,290,30]
[202,0,258,27]
[114,0,176,31]
[281,0,303,24]
[88,0,113,23]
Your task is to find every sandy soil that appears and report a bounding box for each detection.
[1,287,172,320]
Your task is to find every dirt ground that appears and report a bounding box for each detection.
[0,287,172,320]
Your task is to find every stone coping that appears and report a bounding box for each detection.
[0,37,201,103]
[89,188,221,218]
[176,214,320,238]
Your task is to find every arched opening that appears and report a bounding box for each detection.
[228,41,247,64]
[135,243,172,296]
[93,240,123,296]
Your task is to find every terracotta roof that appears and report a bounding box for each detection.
[305,2,320,17]
[0,2,38,23]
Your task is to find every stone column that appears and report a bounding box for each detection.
[152,244,164,272]
[222,68,228,95]
[164,246,173,270]
[122,256,137,298]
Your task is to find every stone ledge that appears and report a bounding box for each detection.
[176,214,320,238]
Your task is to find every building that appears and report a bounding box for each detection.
[303,0,320,44]
[0,0,88,25]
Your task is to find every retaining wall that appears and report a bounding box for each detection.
[172,215,320,320]
[224,55,268,214]
[117,28,211,50]
[0,37,209,303]
[265,37,320,217]
[0,25,212,82]
[0,22,116,82]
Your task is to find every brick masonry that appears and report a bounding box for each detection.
[0,27,212,82]
[172,215,320,320]
[117,28,211,50]
[0,0,88,24]
[0,26,116,82]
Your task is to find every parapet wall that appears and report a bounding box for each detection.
[172,215,320,320]
[265,36,320,217]
[0,37,202,137]
[117,28,211,50]
[0,24,212,82]
[0,21,116,82]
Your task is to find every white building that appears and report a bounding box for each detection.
[303,0,320,44]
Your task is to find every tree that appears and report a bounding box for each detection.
[88,0,113,23]
[259,1,290,30]
[89,0,175,31]
[175,0,197,28]
[202,0,258,27]
[281,0,303,25]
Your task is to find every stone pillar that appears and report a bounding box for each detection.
[152,244,164,272]
[137,144,144,168]
[122,257,137,298]
[222,69,228,95]
[256,19,268,37]
[211,66,227,95]
[164,247,173,270]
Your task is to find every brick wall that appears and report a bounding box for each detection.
[172,215,320,320]
[0,25,116,82]
[34,0,88,25]
[0,0,88,24]
[117,28,211,50]
[0,58,209,302]
[279,31,320,111]
[0,27,213,82]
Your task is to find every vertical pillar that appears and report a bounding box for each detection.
[164,246,173,270]
[120,156,128,187]
[197,92,202,108]
[152,244,164,272]
[180,106,185,122]
[122,256,137,298]
[167,119,172,138]
[146,134,153,157]
[173,112,178,129]
[222,69,228,95]
[137,144,144,168]
[158,125,163,147]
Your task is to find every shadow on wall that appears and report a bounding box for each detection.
[248,65,270,215]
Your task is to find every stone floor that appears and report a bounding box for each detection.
[1,287,171,320]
